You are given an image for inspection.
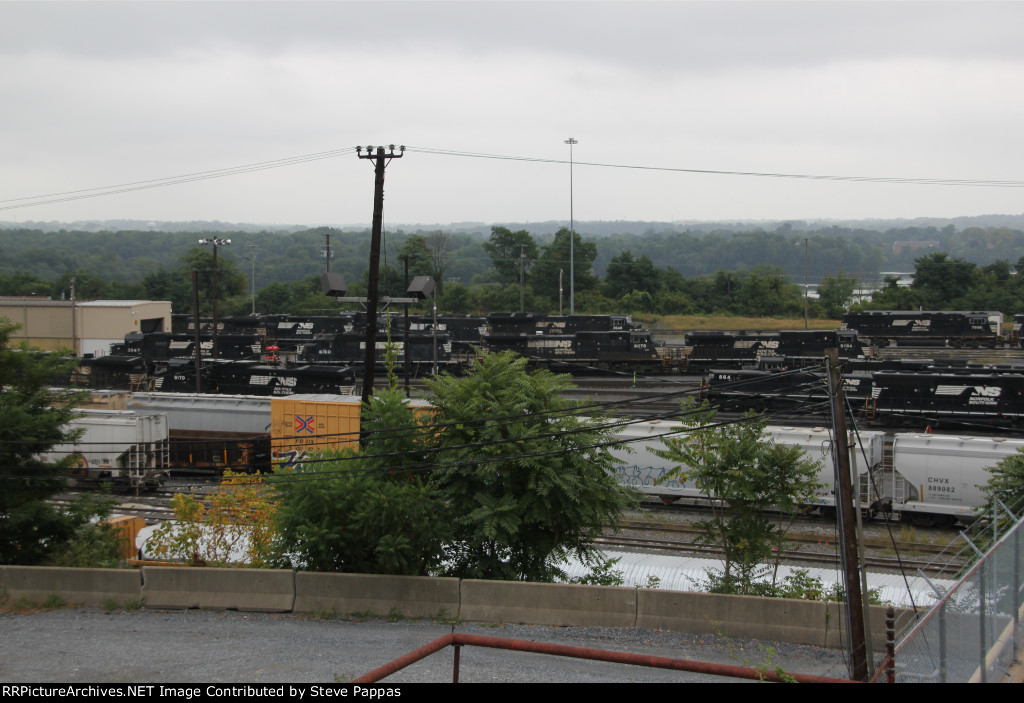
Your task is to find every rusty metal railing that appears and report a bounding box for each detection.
[353,633,857,683]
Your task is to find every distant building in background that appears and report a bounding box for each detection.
[851,271,915,304]
[892,240,939,256]
[0,299,171,356]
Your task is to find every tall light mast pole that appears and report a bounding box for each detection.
[804,238,809,329]
[564,137,578,315]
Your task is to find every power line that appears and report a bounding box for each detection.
[0,147,359,212]
[406,146,1024,188]
[6,143,1024,214]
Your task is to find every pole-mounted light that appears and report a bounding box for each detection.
[564,137,578,315]
[197,237,231,359]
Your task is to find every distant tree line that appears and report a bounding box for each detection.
[3,223,1024,319]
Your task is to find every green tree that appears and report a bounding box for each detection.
[863,274,923,311]
[817,271,858,319]
[732,268,803,317]
[180,248,249,315]
[45,500,122,569]
[141,267,192,312]
[979,449,1024,515]
[483,226,538,288]
[0,272,52,297]
[426,350,636,581]
[532,228,599,304]
[439,282,474,314]
[51,270,109,301]
[910,252,977,308]
[0,319,100,565]
[397,234,434,280]
[425,230,455,295]
[604,251,659,300]
[655,400,822,594]
[148,470,279,567]
[272,383,450,575]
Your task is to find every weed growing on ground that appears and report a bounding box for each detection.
[0,592,72,614]
[709,619,798,683]
[641,574,662,590]
[102,597,145,612]
[431,608,461,626]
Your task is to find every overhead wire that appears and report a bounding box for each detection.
[404,146,1024,189]
[0,147,359,211]
[5,142,1024,215]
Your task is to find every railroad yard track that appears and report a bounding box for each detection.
[70,481,963,579]
[604,511,963,577]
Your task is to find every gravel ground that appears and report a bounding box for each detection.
[0,607,853,684]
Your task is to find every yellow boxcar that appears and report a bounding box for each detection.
[269,394,434,468]
[102,515,146,561]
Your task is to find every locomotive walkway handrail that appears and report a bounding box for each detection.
[352,632,858,684]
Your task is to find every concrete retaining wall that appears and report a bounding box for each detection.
[460,579,637,627]
[140,567,294,612]
[294,572,460,620]
[2,565,904,650]
[0,566,141,607]
[637,588,894,649]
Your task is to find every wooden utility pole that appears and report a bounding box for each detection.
[519,244,526,313]
[70,276,78,357]
[191,270,203,393]
[402,254,410,396]
[356,145,404,407]
[826,349,869,680]
[249,243,259,315]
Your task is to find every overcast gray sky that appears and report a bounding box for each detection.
[2,1,1023,227]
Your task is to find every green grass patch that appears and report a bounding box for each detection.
[644,314,840,331]
[0,591,74,614]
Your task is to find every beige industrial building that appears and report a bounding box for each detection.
[0,299,171,357]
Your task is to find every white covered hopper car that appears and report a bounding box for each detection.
[38,409,169,491]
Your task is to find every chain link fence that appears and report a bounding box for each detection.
[886,499,1023,683]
